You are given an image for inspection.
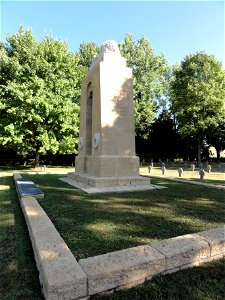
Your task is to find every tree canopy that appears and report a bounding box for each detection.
[170,52,225,162]
[120,33,171,139]
[0,27,82,166]
[1,27,225,165]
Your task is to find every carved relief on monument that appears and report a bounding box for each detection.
[93,132,100,149]
[78,137,85,150]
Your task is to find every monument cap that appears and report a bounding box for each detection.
[90,40,121,69]
[100,40,120,55]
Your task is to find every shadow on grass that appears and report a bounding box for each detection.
[24,174,225,260]
[0,175,43,300]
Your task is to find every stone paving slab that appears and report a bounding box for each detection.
[60,177,166,194]
[79,245,165,295]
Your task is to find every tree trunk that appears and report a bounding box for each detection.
[35,151,40,168]
[197,138,201,166]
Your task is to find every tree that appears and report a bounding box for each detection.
[170,52,225,163]
[78,41,100,68]
[148,110,179,160]
[119,33,171,139]
[0,27,82,166]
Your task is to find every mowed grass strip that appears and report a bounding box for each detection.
[23,174,225,260]
[0,173,43,300]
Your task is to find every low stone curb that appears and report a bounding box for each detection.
[14,173,225,299]
[78,226,224,296]
[13,173,88,300]
[148,175,225,190]
[79,245,165,295]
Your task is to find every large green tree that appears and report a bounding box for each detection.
[170,52,225,163]
[119,33,170,139]
[0,27,82,166]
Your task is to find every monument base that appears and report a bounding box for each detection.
[62,172,164,194]
[67,172,150,188]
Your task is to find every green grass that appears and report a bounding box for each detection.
[21,174,225,260]
[184,178,225,186]
[140,166,225,186]
[0,172,43,300]
[1,170,225,300]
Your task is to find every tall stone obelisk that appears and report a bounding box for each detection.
[68,40,149,189]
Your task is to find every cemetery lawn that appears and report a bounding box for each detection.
[1,170,225,300]
[24,174,225,260]
[0,172,43,300]
[140,166,225,186]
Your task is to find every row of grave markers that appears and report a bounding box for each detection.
[148,163,212,180]
[142,159,224,172]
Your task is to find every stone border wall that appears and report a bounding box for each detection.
[14,173,225,300]
[14,173,88,300]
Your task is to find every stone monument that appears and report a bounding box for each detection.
[67,40,150,191]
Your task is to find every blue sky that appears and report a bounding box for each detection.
[1,1,224,66]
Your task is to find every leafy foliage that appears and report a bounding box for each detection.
[170,52,225,161]
[120,33,171,139]
[78,41,100,68]
[0,27,82,165]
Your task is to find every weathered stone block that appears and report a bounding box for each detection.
[194,226,225,257]
[151,234,210,271]
[79,245,165,295]
[20,196,87,300]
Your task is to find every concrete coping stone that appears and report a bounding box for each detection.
[20,196,87,300]
[13,173,87,300]
[194,226,225,256]
[79,227,224,297]
[151,233,211,271]
[79,244,165,296]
